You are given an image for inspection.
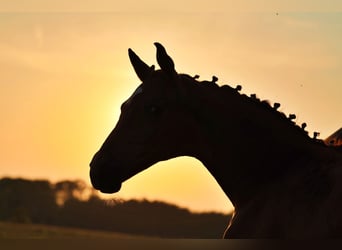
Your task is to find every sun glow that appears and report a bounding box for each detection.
[1,3,342,213]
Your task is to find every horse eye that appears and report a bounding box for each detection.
[150,106,158,113]
[146,105,161,115]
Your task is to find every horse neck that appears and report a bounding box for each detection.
[182,80,326,209]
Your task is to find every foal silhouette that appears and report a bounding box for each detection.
[90,43,342,238]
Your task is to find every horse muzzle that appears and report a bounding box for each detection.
[90,167,122,193]
[89,152,123,194]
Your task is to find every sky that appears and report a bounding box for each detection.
[1,1,342,213]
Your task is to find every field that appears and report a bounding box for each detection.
[0,221,150,239]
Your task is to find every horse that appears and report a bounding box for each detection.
[90,42,342,238]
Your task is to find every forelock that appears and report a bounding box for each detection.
[126,84,144,105]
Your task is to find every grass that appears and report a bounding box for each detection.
[0,221,151,239]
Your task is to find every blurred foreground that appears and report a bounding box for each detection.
[0,221,147,239]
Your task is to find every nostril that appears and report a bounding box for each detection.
[89,154,113,189]
[90,166,107,191]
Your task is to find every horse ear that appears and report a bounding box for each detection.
[154,42,176,76]
[128,48,154,82]
[155,42,188,97]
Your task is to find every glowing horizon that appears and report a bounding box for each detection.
[1,3,342,214]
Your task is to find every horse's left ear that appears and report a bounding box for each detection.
[154,42,177,76]
[155,42,188,98]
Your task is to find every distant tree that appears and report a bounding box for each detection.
[0,177,231,238]
[54,180,88,205]
[0,178,57,224]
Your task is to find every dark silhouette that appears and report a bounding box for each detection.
[90,43,342,238]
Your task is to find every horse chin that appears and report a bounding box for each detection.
[99,182,122,194]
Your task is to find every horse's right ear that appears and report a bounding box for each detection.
[128,48,154,82]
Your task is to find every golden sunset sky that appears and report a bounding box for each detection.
[1,1,342,213]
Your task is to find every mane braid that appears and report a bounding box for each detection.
[183,74,326,147]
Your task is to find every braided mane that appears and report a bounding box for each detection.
[179,73,327,147]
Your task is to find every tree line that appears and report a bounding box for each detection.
[0,177,231,238]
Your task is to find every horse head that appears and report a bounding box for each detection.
[90,43,205,193]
